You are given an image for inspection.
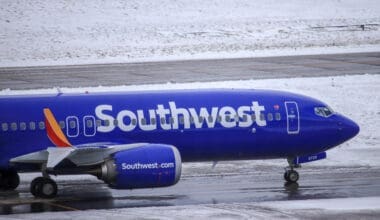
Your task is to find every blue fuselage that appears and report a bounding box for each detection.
[0,89,359,170]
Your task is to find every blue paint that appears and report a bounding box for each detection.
[293,152,327,165]
[0,89,360,170]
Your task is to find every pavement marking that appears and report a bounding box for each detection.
[46,202,80,211]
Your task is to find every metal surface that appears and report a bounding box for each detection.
[0,52,379,90]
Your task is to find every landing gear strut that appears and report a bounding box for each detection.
[0,170,20,190]
[30,164,58,198]
[284,158,300,183]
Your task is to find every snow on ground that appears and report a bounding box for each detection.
[1,0,380,67]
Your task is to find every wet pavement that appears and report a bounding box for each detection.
[1,165,379,215]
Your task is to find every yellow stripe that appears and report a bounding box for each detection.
[43,108,72,147]
[47,202,80,211]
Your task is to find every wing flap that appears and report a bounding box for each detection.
[10,143,147,169]
[46,147,74,169]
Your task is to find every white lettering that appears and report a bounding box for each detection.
[117,110,137,132]
[95,101,267,133]
[95,105,115,132]
[189,107,218,128]
[252,101,266,126]
[137,109,157,131]
[237,106,253,127]
[156,104,171,130]
[219,106,237,128]
[169,101,190,129]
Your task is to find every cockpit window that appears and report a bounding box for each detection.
[314,106,334,117]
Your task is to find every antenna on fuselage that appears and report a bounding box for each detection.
[56,87,63,96]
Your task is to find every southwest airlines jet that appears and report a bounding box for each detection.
[0,89,359,198]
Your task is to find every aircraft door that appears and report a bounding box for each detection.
[285,102,300,134]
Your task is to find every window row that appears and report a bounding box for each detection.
[1,113,282,132]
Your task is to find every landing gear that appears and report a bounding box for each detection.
[0,170,20,190]
[30,177,57,198]
[284,157,300,183]
[284,169,299,183]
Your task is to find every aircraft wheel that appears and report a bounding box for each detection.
[0,171,5,190]
[284,170,299,183]
[0,170,20,190]
[31,177,57,198]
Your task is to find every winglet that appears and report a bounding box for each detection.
[44,108,72,147]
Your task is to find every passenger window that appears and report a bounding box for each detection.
[59,121,65,129]
[141,118,147,125]
[190,116,194,124]
[39,122,45,130]
[267,113,273,121]
[275,113,281,121]
[151,118,156,125]
[113,119,118,126]
[208,116,213,123]
[87,119,93,128]
[251,114,256,121]
[11,123,17,131]
[160,117,166,124]
[104,120,110,126]
[2,123,8,131]
[29,122,36,130]
[69,121,76,129]
[20,122,27,131]
[131,118,137,125]
[170,117,175,124]
[198,117,204,123]
[179,116,184,125]
[225,115,231,122]
[260,113,265,121]
[96,120,102,127]
[217,116,222,123]
[241,115,248,122]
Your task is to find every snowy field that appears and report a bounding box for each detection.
[1,0,380,67]
[2,74,379,219]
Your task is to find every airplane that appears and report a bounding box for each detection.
[0,89,359,198]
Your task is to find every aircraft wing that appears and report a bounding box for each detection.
[10,143,149,170]
[10,108,150,170]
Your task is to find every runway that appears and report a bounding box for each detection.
[0,52,379,90]
[1,164,380,215]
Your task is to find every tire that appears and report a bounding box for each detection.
[0,170,20,190]
[30,177,58,198]
[39,178,58,199]
[285,170,299,183]
[284,171,290,182]
[0,171,5,190]
[30,177,45,197]
[5,171,20,190]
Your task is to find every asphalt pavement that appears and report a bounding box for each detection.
[0,52,379,90]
